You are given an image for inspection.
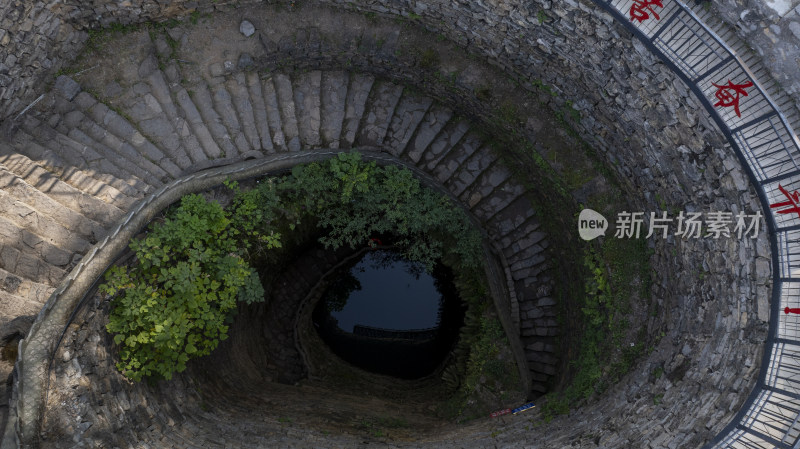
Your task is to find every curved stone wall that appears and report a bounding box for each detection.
[1,0,799,126]
[0,0,790,447]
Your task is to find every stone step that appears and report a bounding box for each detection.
[0,188,91,255]
[2,156,135,222]
[0,148,127,226]
[529,370,551,383]
[522,321,558,339]
[530,382,548,394]
[74,91,182,179]
[144,66,208,165]
[382,91,433,157]
[0,146,138,212]
[522,319,558,335]
[270,73,301,151]
[520,309,557,327]
[0,235,67,288]
[0,149,125,228]
[524,340,556,354]
[501,227,547,262]
[211,81,250,157]
[415,118,470,171]
[0,165,103,244]
[0,186,91,253]
[471,178,526,226]
[494,221,543,256]
[431,132,483,185]
[0,289,47,330]
[292,70,322,149]
[67,94,171,186]
[403,106,454,164]
[173,85,225,160]
[18,115,100,177]
[109,67,193,172]
[57,131,151,198]
[447,150,498,200]
[245,72,275,154]
[485,196,537,241]
[6,128,147,202]
[226,74,262,152]
[509,253,548,279]
[510,247,549,275]
[189,82,239,160]
[0,215,74,275]
[355,80,403,148]
[458,160,511,209]
[509,256,549,288]
[38,112,152,197]
[340,73,375,149]
[512,265,548,291]
[0,266,54,310]
[161,57,183,85]
[319,71,348,149]
[259,74,288,152]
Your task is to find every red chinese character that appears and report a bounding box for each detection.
[712,79,753,117]
[785,307,800,314]
[769,184,800,219]
[629,0,664,23]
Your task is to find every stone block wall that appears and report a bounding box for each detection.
[0,1,85,123]
[3,0,799,125]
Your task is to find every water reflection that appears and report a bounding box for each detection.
[312,250,464,379]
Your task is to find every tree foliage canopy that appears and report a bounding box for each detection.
[279,153,483,271]
[100,194,266,381]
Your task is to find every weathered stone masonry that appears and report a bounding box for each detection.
[0,0,783,447]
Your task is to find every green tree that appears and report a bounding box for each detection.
[100,194,266,381]
[278,152,483,271]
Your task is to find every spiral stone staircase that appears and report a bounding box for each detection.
[0,21,558,445]
[0,0,798,447]
[0,63,554,365]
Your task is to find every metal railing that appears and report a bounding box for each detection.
[595,0,800,446]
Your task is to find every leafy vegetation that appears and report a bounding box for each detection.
[103,152,484,382]
[277,153,483,271]
[100,194,267,381]
[539,236,652,420]
[438,275,523,421]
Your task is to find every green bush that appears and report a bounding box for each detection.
[100,194,266,381]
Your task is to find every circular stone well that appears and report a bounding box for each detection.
[0,0,789,447]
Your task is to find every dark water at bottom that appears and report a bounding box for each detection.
[312,250,464,379]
